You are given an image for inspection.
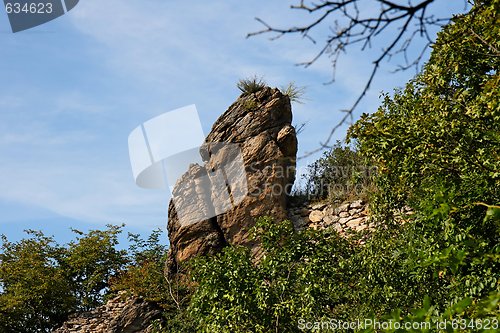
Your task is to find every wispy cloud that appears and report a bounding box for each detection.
[0,0,455,235]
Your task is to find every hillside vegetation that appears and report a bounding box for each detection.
[1,1,499,332]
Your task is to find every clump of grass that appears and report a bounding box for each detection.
[237,76,267,95]
[281,82,306,104]
[242,98,258,111]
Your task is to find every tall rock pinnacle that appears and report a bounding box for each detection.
[166,86,297,274]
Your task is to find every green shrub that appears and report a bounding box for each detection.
[0,225,127,332]
[301,141,376,204]
[110,229,169,304]
[187,217,354,333]
[2,3,500,332]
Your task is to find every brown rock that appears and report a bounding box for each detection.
[54,294,161,333]
[350,200,365,209]
[338,217,351,225]
[349,208,362,215]
[333,223,344,233]
[309,210,324,223]
[346,217,366,229]
[355,224,368,232]
[335,203,350,214]
[323,214,339,226]
[311,202,327,210]
[339,211,349,218]
[323,206,334,216]
[166,87,297,274]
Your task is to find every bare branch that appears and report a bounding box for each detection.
[469,28,500,56]
[248,0,469,157]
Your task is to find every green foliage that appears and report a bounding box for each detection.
[342,0,500,328]
[347,0,500,216]
[236,76,266,95]
[241,97,259,111]
[182,211,498,332]
[110,229,169,305]
[0,225,127,332]
[110,229,198,332]
[187,217,353,332]
[65,225,127,311]
[301,141,376,204]
[2,3,500,332]
[346,0,500,307]
[0,231,73,332]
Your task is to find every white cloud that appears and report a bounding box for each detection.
[0,157,168,229]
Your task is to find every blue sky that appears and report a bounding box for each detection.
[0,0,468,245]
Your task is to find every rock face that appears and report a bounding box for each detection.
[53,293,161,333]
[166,87,297,274]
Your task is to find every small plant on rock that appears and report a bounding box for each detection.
[281,82,306,104]
[237,76,266,95]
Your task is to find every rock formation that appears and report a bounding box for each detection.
[53,292,161,333]
[166,87,297,274]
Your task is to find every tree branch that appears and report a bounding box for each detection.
[248,0,468,157]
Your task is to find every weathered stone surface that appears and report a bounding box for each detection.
[348,208,362,215]
[346,217,365,228]
[350,200,365,209]
[166,165,226,268]
[323,206,334,216]
[298,200,413,237]
[323,214,339,226]
[339,211,349,218]
[335,203,350,214]
[54,293,161,333]
[311,202,327,210]
[166,87,297,274]
[333,223,344,233]
[355,224,368,232]
[338,217,351,225]
[309,210,324,223]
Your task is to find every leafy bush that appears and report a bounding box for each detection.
[2,3,499,332]
[0,225,127,332]
[347,0,500,216]
[182,213,498,332]
[301,141,376,204]
[187,217,353,333]
[110,229,169,304]
[110,229,197,332]
[64,225,127,311]
[0,231,74,332]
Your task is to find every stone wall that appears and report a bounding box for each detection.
[289,199,413,239]
[289,200,371,234]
